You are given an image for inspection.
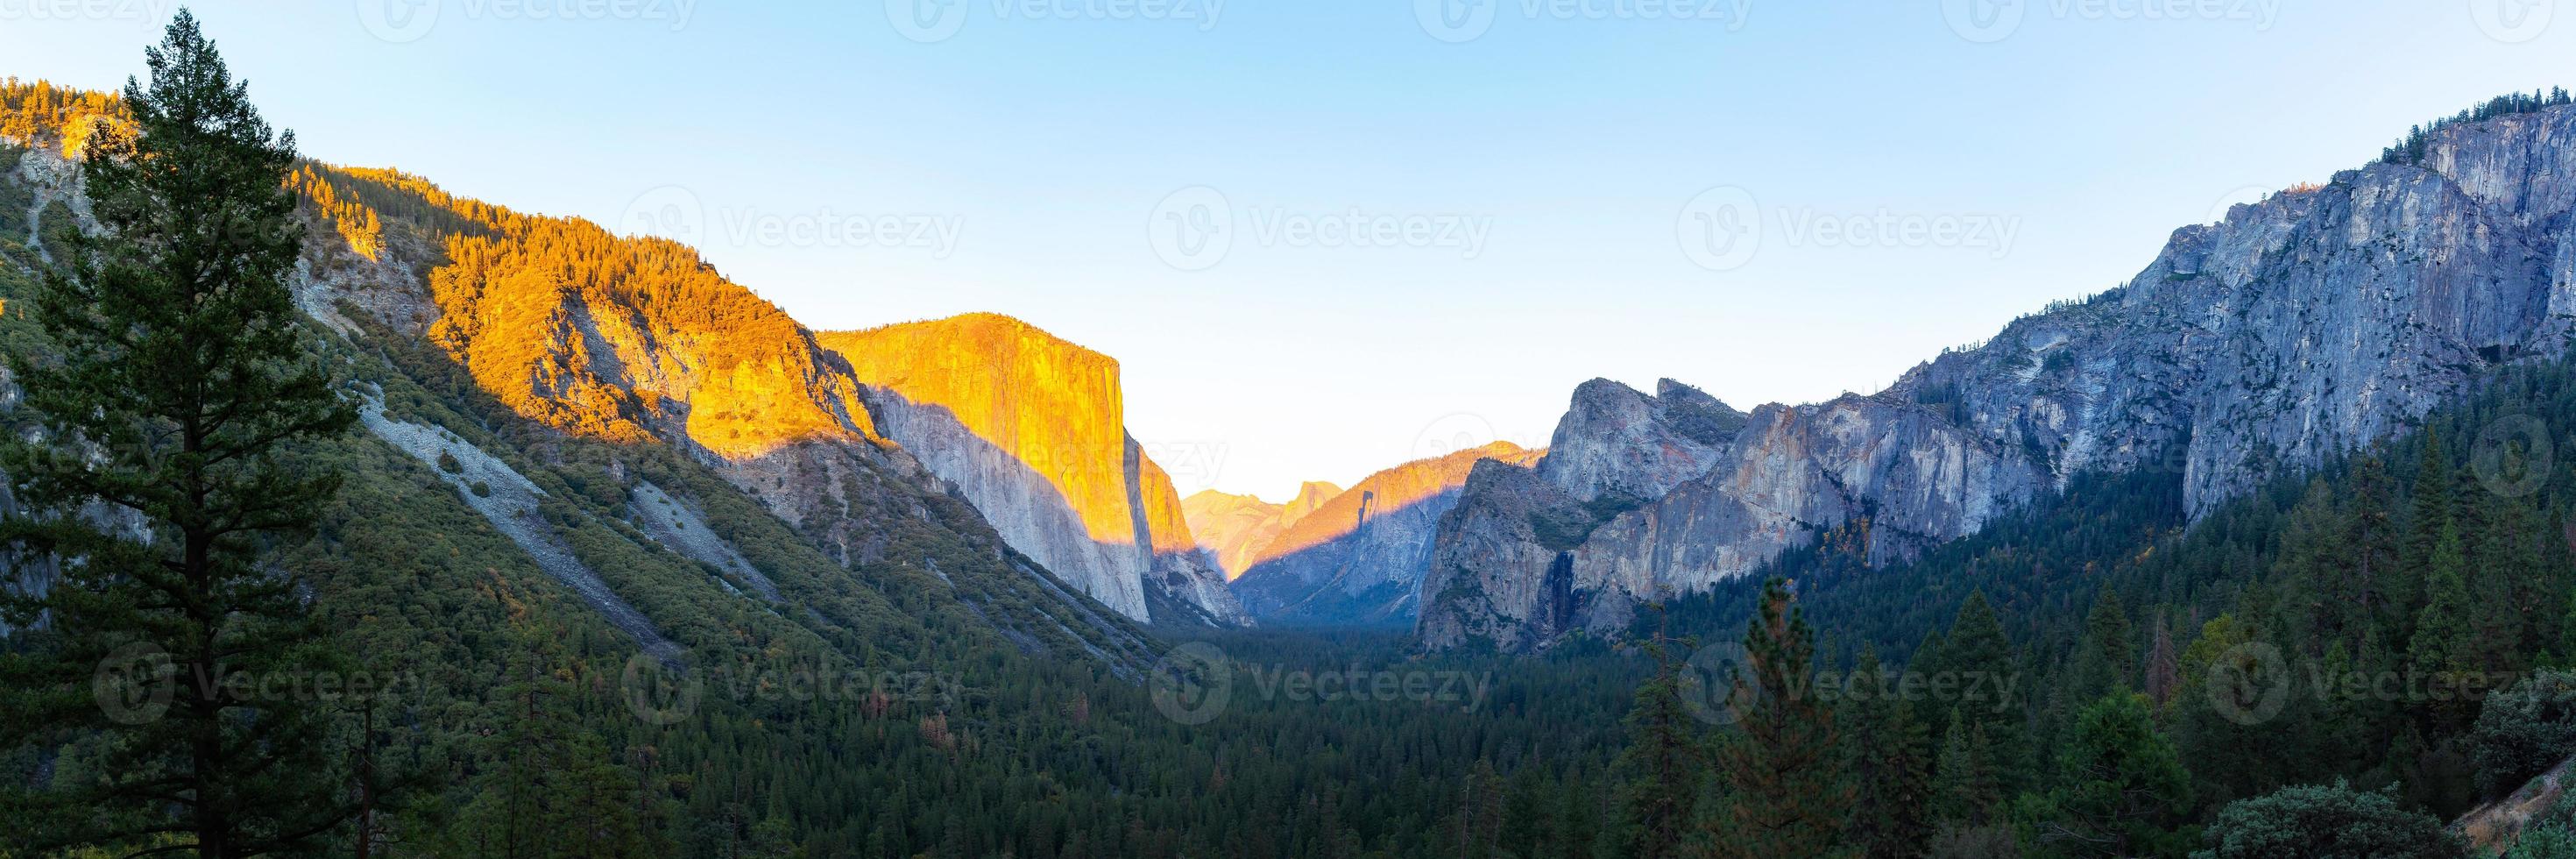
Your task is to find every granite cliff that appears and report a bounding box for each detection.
[1423,103,2576,651]
[819,316,1247,626]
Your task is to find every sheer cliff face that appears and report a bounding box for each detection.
[1225,442,1539,624]
[1424,104,2576,651]
[819,316,1247,626]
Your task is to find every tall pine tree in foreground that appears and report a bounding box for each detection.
[1709,579,1851,859]
[1614,623,1706,859]
[0,10,361,856]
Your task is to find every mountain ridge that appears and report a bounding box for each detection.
[1422,98,2576,651]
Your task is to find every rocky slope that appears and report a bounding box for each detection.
[5,100,1212,670]
[1424,103,2576,651]
[1226,442,1539,625]
[819,316,1247,626]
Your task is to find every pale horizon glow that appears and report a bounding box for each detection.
[4,1,2571,500]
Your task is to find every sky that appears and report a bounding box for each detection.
[4,0,2572,500]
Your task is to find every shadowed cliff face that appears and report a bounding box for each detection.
[1222,442,1539,625]
[819,316,1248,626]
[1424,104,2576,652]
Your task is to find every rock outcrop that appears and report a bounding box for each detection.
[1227,442,1539,624]
[820,316,1248,626]
[1424,103,2576,651]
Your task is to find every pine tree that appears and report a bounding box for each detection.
[1709,579,1851,859]
[2144,614,2181,709]
[2349,452,2403,642]
[1842,647,1933,859]
[1938,591,2025,788]
[1930,714,2002,827]
[0,11,362,856]
[2398,428,2453,641]
[2030,692,2194,857]
[2068,589,2135,703]
[2409,519,2477,728]
[1613,630,1705,859]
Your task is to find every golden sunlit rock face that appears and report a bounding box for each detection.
[820,315,1242,623]
[822,315,1140,547]
[276,167,876,462]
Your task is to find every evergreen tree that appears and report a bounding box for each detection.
[0,11,363,856]
[2349,452,2403,643]
[2144,614,2181,710]
[1843,646,1933,859]
[2029,692,2194,857]
[1940,592,2025,786]
[1613,631,1705,859]
[1709,579,1851,858]
[2068,590,2134,704]
[2410,520,2479,728]
[1930,715,2003,828]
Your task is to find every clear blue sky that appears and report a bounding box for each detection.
[5,1,2572,499]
